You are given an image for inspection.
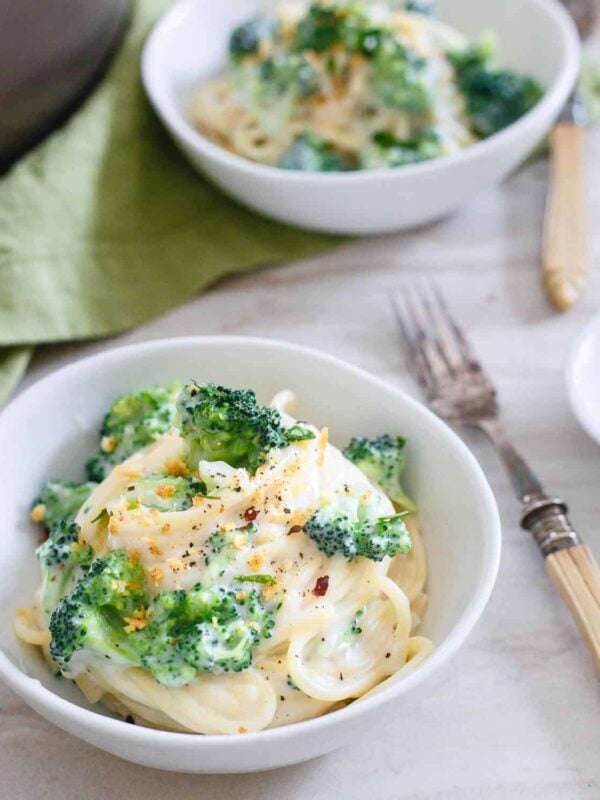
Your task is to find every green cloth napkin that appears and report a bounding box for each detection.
[0,0,336,405]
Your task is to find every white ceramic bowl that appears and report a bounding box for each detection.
[141,0,579,235]
[0,337,501,773]
[566,313,600,445]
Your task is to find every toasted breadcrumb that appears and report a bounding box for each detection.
[247,552,264,571]
[156,484,177,498]
[142,537,162,557]
[262,583,279,601]
[101,435,117,454]
[30,504,46,523]
[149,567,164,586]
[164,457,188,477]
[123,609,148,633]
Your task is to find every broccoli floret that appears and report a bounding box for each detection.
[405,0,436,15]
[304,504,412,561]
[354,515,412,560]
[365,129,442,168]
[459,69,543,138]
[278,132,351,172]
[85,383,180,482]
[49,550,146,672]
[32,480,97,533]
[48,550,279,686]
[371,37,433,114]
[37,521,95,616]
[259,54,320,99]
[304,506,359,558]
[116,473,212,513]
[229,17,277,61]
[134,584,276,687]
[447,34,496,77]
[449,35,542,137]
[37,520,93,569]
[235,53,320,136]
[294,3,343,52]
[294,3,389,58]
[343,434,416,512]
[176,382,314,473]
[294,3,381,55]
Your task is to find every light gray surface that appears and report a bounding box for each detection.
[2,136,600,798]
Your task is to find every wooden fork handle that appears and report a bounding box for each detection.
[546,545,600,675]
[542,121,588,312]
[521,497,600,675]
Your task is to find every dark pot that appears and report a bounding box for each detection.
[0,0,132,168]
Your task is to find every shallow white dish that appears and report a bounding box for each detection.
[142,0,579,235]
[0,336,501,773]
[566,314,600,445]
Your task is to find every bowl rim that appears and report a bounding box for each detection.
[0,335,501,749]
[566,312,600,446]
[141,0,580,185]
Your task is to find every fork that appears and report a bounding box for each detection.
[392,285,600,674]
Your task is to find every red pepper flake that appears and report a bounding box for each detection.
[244,506,258,522]
[288,525,302,534]
[312,575,329,597]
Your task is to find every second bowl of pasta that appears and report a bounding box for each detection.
[142,0,579,233]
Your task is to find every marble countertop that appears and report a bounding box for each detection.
[2,127,600,799]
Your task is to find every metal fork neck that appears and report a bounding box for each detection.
[476,417,581,557]
[476,417,545,504]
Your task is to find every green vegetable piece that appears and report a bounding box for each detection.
[405,0,436,15]
[447,33,497,77]
[304,504,412,562]
[48,550,279,687]
[85,383,180,482]
[118,473,213,513]
[278,132,351,172]
[229,17,276,61]
[37,521,92,570]
[343,434,416,512]
[460,69,543,137]
[32,480,97,533]
[235,574,277,585]
[259,54,320,99]
[49,550,146,671]
[449,35,542,137]
[371,36,433,113]
[369,128,442,168]
[294,3,343,52]
[135,584,276,686]
[176,382,311,473]
[284,424,315,442]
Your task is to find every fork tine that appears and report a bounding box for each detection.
[430,283,483,373]
[416,284,466,375]
[391,291,445,396]
[390,294,425,382]
[390,294,431,392]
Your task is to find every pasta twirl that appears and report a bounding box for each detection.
[16,382,431,734]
